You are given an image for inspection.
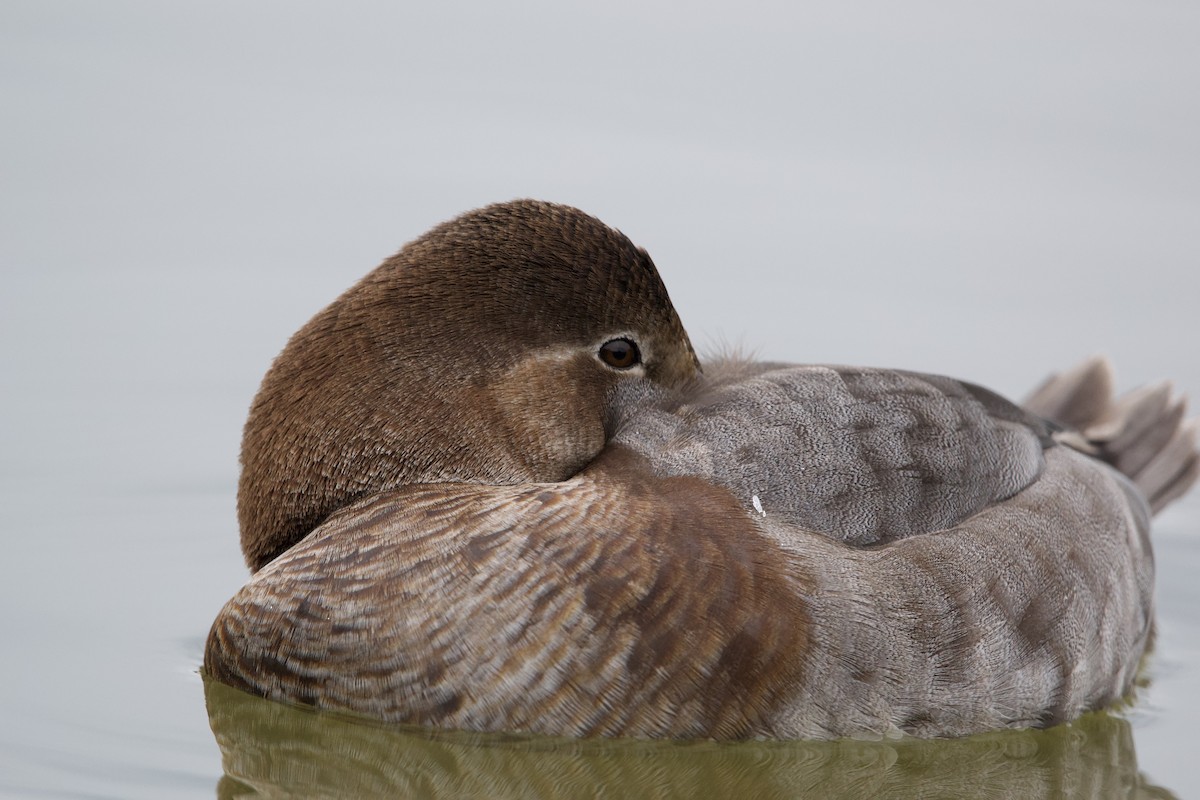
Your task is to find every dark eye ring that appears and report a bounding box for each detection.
[598,338,641,370]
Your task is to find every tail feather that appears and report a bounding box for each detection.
[1023,355,1115,430]
[1024,356,1200,515]
[1137,420,1199,513]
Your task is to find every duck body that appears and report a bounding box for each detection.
[205,201,1196,739]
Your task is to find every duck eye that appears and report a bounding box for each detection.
[598,338,641,370]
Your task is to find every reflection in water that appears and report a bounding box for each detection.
[204,677,1175,799]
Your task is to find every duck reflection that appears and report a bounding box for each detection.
[204,676,1174,799]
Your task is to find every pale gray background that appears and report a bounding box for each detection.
[2,1,1197,797]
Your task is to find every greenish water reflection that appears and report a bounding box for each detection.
[204,677,1174,799]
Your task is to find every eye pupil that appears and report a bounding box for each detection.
[599,338,640,370]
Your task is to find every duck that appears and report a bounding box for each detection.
[205,199,1199,740]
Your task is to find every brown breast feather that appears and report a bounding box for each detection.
[205,445,815,738]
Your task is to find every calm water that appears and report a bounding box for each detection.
[3,1,1198,797]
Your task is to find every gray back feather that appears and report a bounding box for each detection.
[610,360,1052,545]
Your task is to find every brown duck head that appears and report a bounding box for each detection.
[238,200,699,571]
